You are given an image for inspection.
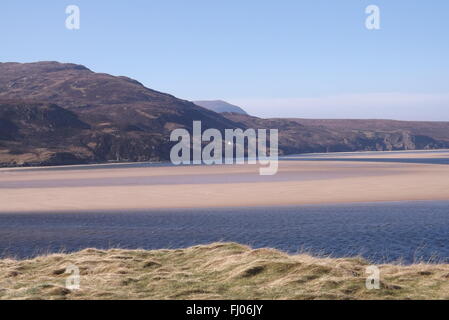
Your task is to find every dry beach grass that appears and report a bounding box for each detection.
[1,243,449,300]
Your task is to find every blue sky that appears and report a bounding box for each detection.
[1,0,448,120]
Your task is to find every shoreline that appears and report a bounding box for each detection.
[2,148,449,172]
[1,198,449,215]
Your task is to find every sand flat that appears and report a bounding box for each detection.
[1,152,449,213]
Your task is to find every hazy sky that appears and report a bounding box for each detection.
[1,0,448,120]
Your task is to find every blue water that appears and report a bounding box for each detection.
[284,150,449,165]
[1,201,449,264]
[284,157,449,165]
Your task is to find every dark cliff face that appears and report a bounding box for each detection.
[0,61,449,167]
[0,101,92,166]
[222,113,449,155]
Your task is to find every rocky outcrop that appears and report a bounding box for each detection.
[223,113,449,155]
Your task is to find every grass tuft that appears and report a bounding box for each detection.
[1,242,448,300]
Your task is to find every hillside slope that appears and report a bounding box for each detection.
[223,113,449,154]
[0,62,242,166]
[194,100,248,115]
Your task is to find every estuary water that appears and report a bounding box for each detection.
[1,201,449,264]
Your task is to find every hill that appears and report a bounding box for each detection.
[193,100,248,115]
[223,113,449,154]
[0,62,242,166]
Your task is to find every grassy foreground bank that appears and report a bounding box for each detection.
[1,243,449,300]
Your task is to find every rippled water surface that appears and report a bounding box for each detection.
[1,201,449,263]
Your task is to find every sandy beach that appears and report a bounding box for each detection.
[1,152,449,213]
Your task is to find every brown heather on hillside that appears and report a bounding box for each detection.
[1,61,449,167]
[1,243,449,300]
[0,62,242,167]
[223,113,449,155]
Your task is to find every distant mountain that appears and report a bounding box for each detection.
[193,100,248,115]
[1,61,449,167]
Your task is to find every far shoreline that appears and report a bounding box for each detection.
[1,199,449,216]
[2,148,449,172]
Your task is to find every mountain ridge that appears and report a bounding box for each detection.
[0,61,243,166]
[193,100,248,115]
[1,61,449,167]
